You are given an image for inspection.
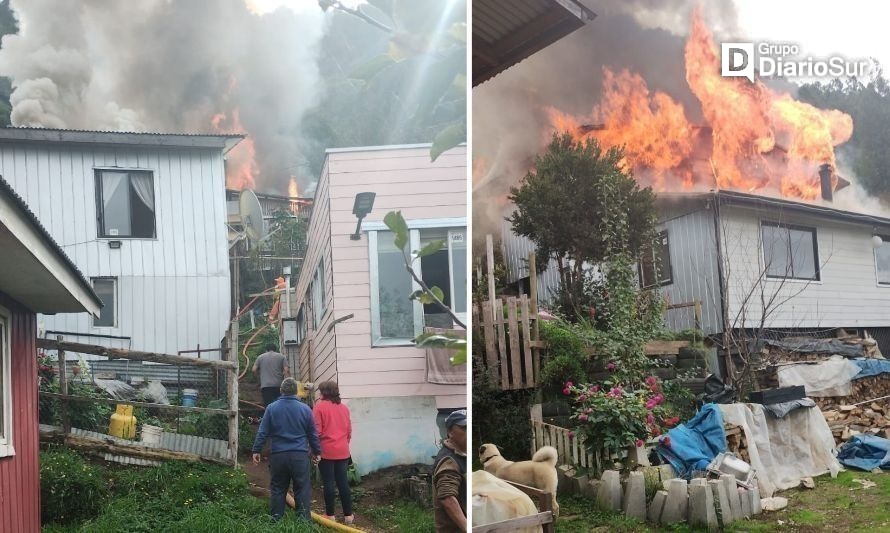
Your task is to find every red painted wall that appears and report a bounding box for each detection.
[0,292,40,533]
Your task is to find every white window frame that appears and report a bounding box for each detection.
[759,221,821,283]
[94,168,157,239]
[311,260,326,328]
[0,304,13,458]
[91,277,118,329]
[367,217,467,347]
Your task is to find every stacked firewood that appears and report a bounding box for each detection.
[724,424,750,464]
[819,401,890,446]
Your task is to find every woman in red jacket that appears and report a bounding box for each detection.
[313,381,354,524]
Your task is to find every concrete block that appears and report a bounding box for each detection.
[571,474,589,495]
[739,488,752,518]
[721,474,743,520]
[558,465,576,495]
[626,444,651,468]
[622,471,647,521]
[581,479,600,500]
[660,478,688,524]
[596,470,622,512]
[750,485,762,515]
[709,479,733,526]
[642,463,676,491]
[648,490,668,523]
[690,478,708,488]
[688,484,718,531]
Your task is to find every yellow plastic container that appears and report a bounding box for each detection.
[108,404,137,439]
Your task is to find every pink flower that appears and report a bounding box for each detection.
[590,385,599,393]
[646,414,655,425]
[566,381,574,388]
[585,407,593,414]
[607,361,616,371]
[568,431,575,440]
[645,399,656,410]
[652,426,661,437]
[636,439,644,447]
[645,376,657,387]
[579,414,589,422]
[654,393,664,405]
[562,387,571,396]
[662,436,672,447]
[578,394,588,402]
[608,387,623,398]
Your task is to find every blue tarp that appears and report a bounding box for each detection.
[852,359,890,380]
[655,403,727,478]
[837,434,890,471]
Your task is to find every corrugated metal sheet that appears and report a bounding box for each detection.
[500,216,562,305]
[41,424,230,463]
[473,0,595,85]
[0,294,41,533]
[657,207,723,335]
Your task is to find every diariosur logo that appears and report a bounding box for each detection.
[721,42,870,82]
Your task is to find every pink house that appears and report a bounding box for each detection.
[285,144,466,473]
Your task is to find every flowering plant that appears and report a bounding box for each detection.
[566,375,681,452]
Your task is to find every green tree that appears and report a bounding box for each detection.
[798,71,890,197]
[508,133,658,317]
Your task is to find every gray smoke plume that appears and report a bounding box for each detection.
[0,0,326,192]
[472,0,740,238]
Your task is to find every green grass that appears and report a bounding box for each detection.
[364,500,435,532]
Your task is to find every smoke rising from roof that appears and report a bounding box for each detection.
[0,0,326,192]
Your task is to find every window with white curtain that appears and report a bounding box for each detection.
[369,222,467,346]
[95,170,156,238]
[0,305,12,458]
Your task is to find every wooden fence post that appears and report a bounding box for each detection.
[486,234,496,317]
[228,319,239,467]
[57,335,70,436]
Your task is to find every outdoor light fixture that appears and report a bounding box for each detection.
[874,235,885,249]
[108,240,122,249]
[350,192,376,240]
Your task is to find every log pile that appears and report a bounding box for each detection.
[819,400,890,447]
[724,424,750,464]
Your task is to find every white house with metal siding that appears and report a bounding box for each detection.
[0,127,243,357]
[285,143,467,474]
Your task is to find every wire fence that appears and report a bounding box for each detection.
[36,332,238,466]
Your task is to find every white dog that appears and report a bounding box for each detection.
[479,444,559,517]
[472,470,542,532]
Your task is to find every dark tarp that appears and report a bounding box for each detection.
[837,434,890,471]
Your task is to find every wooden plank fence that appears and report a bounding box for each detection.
[531,420,656,479]
[473,295,544,390]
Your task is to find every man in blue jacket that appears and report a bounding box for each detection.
[252,377,321,521]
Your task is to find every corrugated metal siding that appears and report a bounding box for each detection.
[0,293,40,533]
[1,143,230,356]
[474,0,550,44]
[499,216,561,305]
[658,207,723,335]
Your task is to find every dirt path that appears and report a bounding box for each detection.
[241,457,428,532]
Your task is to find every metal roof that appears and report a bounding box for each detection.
[657,190,890,228]
[0,174,102,312]
[0,127,245,153]
[473,0,595,86]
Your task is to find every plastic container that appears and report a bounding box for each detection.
[181,388,199,407]
[108,404,137,439]
[140,424,162,447]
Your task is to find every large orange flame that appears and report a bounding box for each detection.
[547,8,855,201]
[212,108,258,191]
[288,176,300,214]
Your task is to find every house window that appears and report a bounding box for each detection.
[93,278,117,327]
[296,307,306,343]
[311,259,326,328]
[0,305,12,458]
[761,222,819,281]
[95,170,156,238]
[369,224,467,345]
[640,230,672,288]
[875,236,890,285]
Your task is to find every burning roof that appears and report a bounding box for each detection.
[545,9,855,202]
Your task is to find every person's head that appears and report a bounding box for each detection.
[445,409,467,450]
[265,342,278,353]
[318,381,341,404]
[280,377,299,396]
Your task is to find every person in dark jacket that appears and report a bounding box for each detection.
[252,377,321,521]
[432,409,467,532]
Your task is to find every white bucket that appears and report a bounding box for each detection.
[141,424,162,447]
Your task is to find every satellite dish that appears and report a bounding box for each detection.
[239,189,267,242]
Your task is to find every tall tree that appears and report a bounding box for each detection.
[509,133,657,316]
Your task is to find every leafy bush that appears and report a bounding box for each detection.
[539,321,588,392]
[40,447,109,525]
[471,355,535,466]
[565,376,681,452]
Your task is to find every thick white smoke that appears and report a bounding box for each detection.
[0,0,326,192]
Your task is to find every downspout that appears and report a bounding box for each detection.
[710,192,732,380]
